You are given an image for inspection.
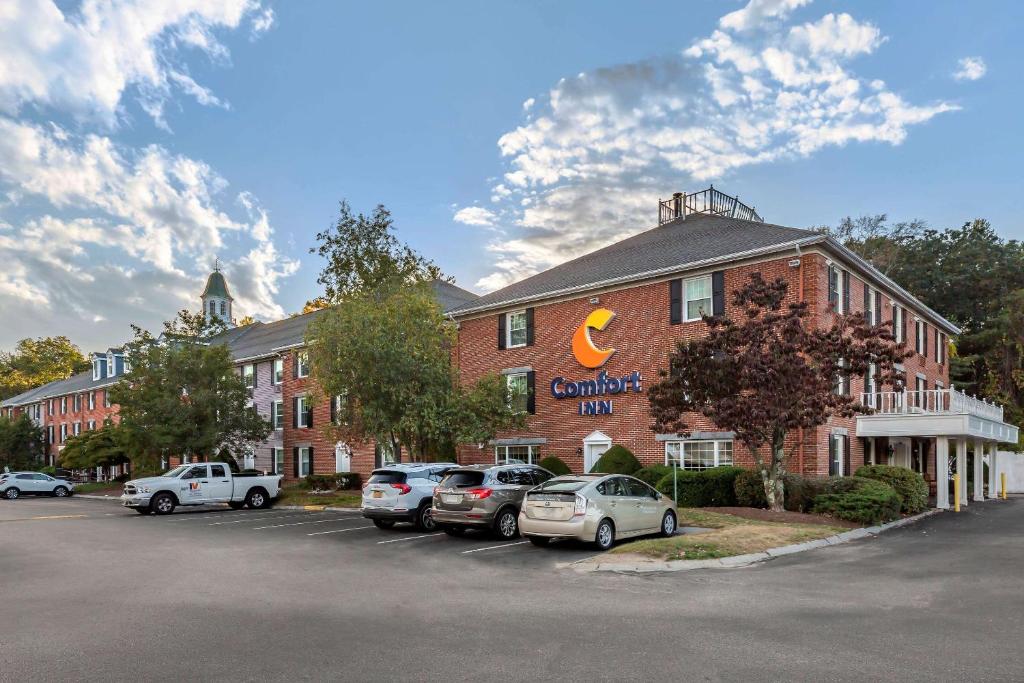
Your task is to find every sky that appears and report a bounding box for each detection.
[0,0,1021,352]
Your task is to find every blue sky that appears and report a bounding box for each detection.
[0,0,1020,351]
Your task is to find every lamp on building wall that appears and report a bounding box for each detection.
[576,447,584,456]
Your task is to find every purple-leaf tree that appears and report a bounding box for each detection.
[648,273,908,511]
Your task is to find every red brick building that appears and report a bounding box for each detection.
[448,189,1018,509]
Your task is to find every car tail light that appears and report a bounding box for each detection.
[390,483,412,495]
[573,493,588,517]
[465,487,492,500]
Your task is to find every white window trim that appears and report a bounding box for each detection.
[243,363,255,388]
[664,439,734,470]
[296,352,310,378]
[683,274,713,322]
[297,396,310,428]
[298,447,312,477]
[272,358,284,385]
[506,310,527,349]
[505,372,528,414]
[494,444,539,465]
[273,400,284,430]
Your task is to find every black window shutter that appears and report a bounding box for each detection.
[497,313,506,350]
[526,371,536,415]
[901,308,907,346]
[306,400,313,429]
[525,307,535,346]
[293,353,298,379]
[253,363,258,388]
[711,271,725,316]
[842,435,851,476]
[293,447,299,478]
[292,397,298,429]
[330,396,337,424]
[841,270,850,314]
[922,323,928,357]
[308,447,315,475]
[828,436,837,476]
[828,266,837,307]
[669,279,682,325]
[863,284,870,323]
[270,402,276,426]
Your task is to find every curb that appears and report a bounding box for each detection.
[574,508,942,574]
[73,495,362,513]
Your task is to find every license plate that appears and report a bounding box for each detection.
[442,494,462,504]
[372,490,383,498]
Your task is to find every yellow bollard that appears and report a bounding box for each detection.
[1002,472,1007,500]
[953,473,961,512]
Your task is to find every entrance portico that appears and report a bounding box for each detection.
[858,387,1019,510]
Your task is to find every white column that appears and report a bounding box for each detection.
[973,440,985,501]
[988,444,1000,499]
[935,437,950,510]
[957,439,969,507]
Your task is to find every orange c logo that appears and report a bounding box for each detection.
[572,308,616,368]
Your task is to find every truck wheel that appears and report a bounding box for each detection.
[246,488,271,509]
[372,519,395,529]
[227,501,245,510]
[415,503,437,532]
[152,493,176,515]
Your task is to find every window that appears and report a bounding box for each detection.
[210,464,227,478]
[298,447,311,477]
[209,301,216,316]
[597,477,629,496]
[834,358,849,396]
[48,400,53,416]
[72,422,80,436]
[936,331,946,365]
[273,358,284,385]
[104,391,111,408]
[296,352,310,378]
[915,320,925,355]
[506,311,527,348]
[684,275,712,321]
[183,465,208,480]
[93,359,103,381]
[828,264,840,311]
[273,448,285,475]
[664,440,733,470]
[495,444,540,465]
[828,435,844,476]
[60,397,67,414]
[506,373,528,413]
[73,394,81,412]
[296,396,311,428]
[892,304,904,343]
[87,420,96,431]
[88,391,95,410]
[220,301,226,317]
[272,400,284,429]
[242,364,255,388]
[60,424,67,442]
[47,425,54,445]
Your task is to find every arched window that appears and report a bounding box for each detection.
[209,301,216,316]
[220,301,226,316]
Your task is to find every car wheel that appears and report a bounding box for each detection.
[527,535,550,547]
[152,493,175,515]
[4,487,20,500]
[415,503,437,532]
[227,501,245,510]
[53,486,69,498]
[595,519,615,550]
[245,488,271,509]
[660,510,677,537]
[442,525,465,537]
[494,507,519,540]
[372,519,396,529]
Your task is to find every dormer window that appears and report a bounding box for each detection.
[107,354,115,377]
[93,359,102,381]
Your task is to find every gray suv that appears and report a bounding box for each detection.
[431,464,554,540]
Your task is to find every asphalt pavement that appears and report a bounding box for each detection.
[1,495,1022,682]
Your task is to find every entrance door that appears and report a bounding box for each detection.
[335,443,351,473]
[584,441,610,473]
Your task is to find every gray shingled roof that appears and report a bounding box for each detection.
[450,213,818,315]
[221,309,329,361]
[430,279,479,313]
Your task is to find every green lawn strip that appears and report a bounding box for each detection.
[277,485,362,508]
[612,508,847,561]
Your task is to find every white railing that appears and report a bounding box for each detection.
[861,386,1004,422]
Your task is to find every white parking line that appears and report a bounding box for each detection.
[306,525,375,536]
[461,541,530,554]
[209,513,315,526]
[166,509,290,522]
[376,533,444,545]
[252,517,355,530]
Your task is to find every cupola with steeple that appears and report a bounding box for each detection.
[201,260,234,327]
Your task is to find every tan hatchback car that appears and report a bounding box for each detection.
[519,474,677,550]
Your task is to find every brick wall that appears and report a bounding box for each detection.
[43,388,120,466]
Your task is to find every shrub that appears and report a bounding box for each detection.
[854,464,927,514]
[593,445,641,475]
[656,466,743,507]
[304,472,362,491]
[812,477,901,525]
[538,456,571,476]
[732,470,829,512]
[634,465,673,488]
[734,470,767,507]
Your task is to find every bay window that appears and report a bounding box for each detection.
[664,440,733,470]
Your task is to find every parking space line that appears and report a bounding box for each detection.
[461,540,530,554]
[165,509,303,522]
[376,533,443,544]
[209,513,316,526]
[306,525,375,536]
[252,517,356,530]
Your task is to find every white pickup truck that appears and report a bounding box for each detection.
[121,462,282,515]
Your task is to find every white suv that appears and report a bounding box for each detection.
[362,463,457,531]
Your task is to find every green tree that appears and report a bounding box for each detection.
[59,422,137,472]
[306,282,523,461]
[0,414,46,471]
[0,336,91,400]
[110,310,271,470]
[309,201,448,305]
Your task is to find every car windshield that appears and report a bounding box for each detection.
[534,479,589,493]
[368,471,407,484]
[162,465,189,477]
[439,471,485,488]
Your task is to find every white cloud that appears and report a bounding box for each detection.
[0,0,271,127]
[470,0,959,292]
[953,56,986,81]
[453,206,498,227]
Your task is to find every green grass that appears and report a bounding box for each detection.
[277,484,362,508]
[611,508,847,561]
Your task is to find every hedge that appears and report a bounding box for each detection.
[538,456,571,476]
[593,445,641,475]
[854,464,927,514]
[305,472,363,491]
[812,476,901,525]
[733,470,831,513]
[634,465,673,488]
[655,466,743,507]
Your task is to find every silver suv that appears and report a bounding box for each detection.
[1,472,75,499]
[431,464,555,540]
[362,463,458,531]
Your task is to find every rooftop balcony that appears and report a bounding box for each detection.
[658,186,764,225]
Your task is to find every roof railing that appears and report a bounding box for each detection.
[658,186,763,225]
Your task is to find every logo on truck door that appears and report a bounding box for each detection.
[572,308,616,369]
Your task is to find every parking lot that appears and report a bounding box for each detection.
[3,495,1024,682]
